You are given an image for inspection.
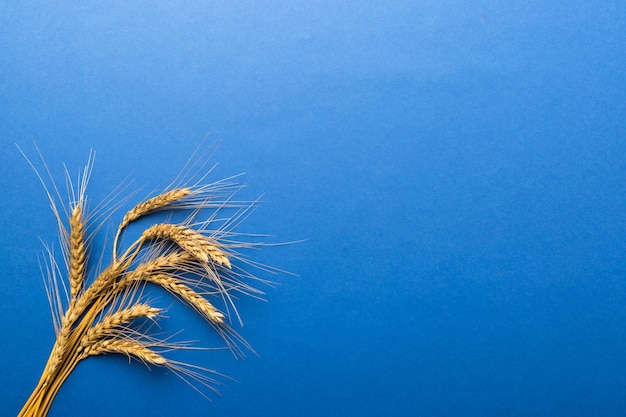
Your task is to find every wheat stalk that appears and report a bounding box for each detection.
[17,148,282,417]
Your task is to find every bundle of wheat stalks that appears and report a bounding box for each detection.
[18,149,278,416]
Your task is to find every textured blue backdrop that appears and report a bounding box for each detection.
[1,2,626,416]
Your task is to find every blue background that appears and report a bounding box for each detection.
[1,2,626,416]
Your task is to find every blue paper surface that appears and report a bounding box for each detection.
[1,2,626,416]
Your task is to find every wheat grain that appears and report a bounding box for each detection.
[82,339,167,366]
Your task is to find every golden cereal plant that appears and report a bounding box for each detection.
[17,146,282,417]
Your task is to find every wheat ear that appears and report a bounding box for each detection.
[142,273,225,324]
[141,224,231,267]
[81,339,167,366]
[113,188,192,258]
[80,304,161,348]
[120,188,192,229]
[68,204,86,299]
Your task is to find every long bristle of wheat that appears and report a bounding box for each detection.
[68,204,86,299]
[142,224,231,267]
[120,188,191,229]
[82,339,167,366]
[145,273,225,324]
[81,304,161,348]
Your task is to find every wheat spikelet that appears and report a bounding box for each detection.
[68,204,86,299]
[120,188,191,229]
[82,339,167,366]
[81,304,161,348]
[144,273,225,324]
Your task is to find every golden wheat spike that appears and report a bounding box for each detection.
[120,188,191,230]
[81,339,167,366]
[81,304,161,348]
[68,204,86,299]
[141,224,231,267]
[144,273,225,324]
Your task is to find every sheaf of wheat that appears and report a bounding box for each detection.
[17,146,282,417]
